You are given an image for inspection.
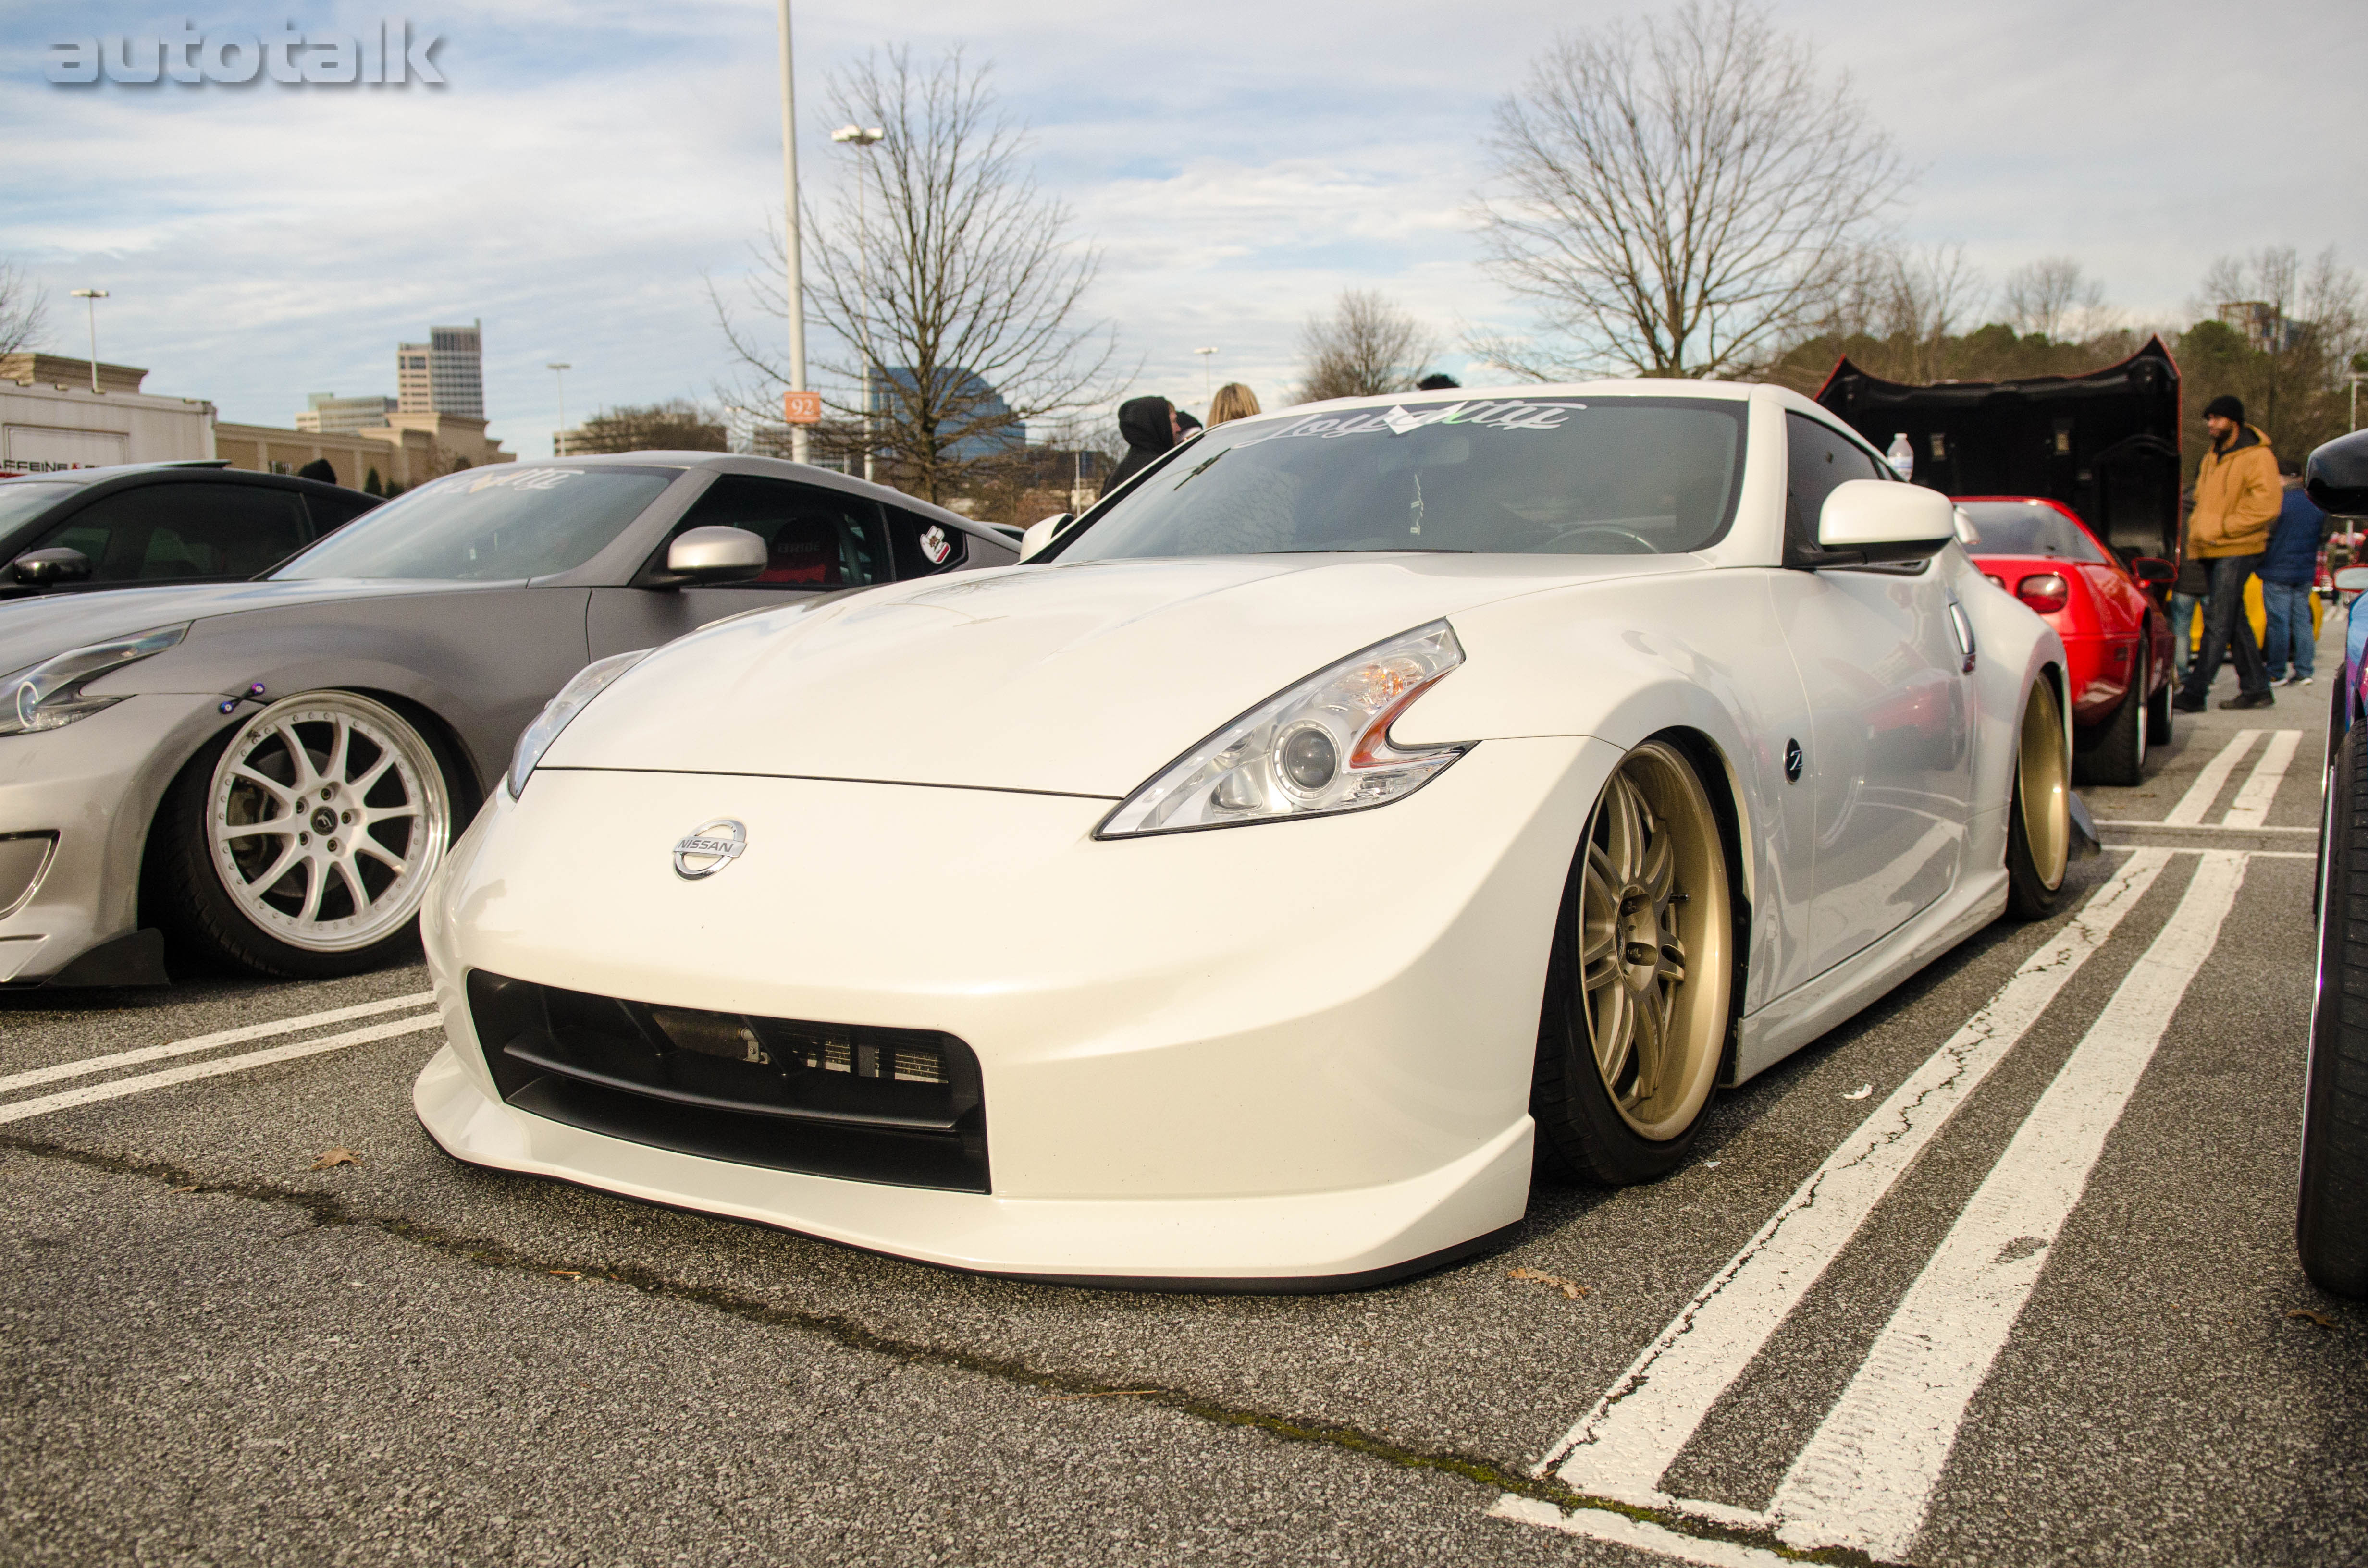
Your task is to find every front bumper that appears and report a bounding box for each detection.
[415,736,1607,1284]
[0,694,229,983]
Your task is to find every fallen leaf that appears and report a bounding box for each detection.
[2287,1308,2333,1327]
[1508,1267,1591,1301]
[546,1270,583,1279]
[310,1148,360,1170]
[1843,1084,1874,1101]
[173,1184,202,1193]
[1040,1388,1160,1401]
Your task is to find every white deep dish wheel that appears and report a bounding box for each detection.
[206,692,450,955]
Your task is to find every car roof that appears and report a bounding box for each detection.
[0,460,374,501]
[515,451,991,540]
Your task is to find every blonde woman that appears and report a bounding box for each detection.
[1207,382,1261,427]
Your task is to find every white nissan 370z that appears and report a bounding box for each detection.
[413,381,2078,1290]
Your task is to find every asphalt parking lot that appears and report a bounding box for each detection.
[4,621,2359,1568]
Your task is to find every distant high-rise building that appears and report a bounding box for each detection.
[296,392,399,435]
[396,320,484,418]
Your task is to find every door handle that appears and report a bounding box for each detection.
[1947,601,1977,674]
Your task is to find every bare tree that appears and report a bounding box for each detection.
[570,398,728,454]
[713,48,1121,503]
[0,260,47,355]
[1470,0,1903,380]
[2000,256,2108,341]
[2184,245,2366,453]
[1295,289,1443,402]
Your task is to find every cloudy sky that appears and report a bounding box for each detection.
[7,0,2362,460]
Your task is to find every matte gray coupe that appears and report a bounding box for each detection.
[0,453,1013,986]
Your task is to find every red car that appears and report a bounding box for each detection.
[1956,497,2175,785]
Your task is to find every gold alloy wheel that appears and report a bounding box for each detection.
[1577,741,1731,1141]
[2017,679,2071,891]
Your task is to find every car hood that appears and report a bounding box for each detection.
[543,552,1699,796]
[0,578,494,675]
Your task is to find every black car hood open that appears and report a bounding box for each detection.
[1814,336,2182,563]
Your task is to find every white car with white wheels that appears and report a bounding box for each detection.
[416,382,2079,1288]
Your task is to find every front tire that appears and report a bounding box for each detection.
[2006,677,2072,920]
[2300,721,2368,1297]
[2075,642,2148,788]
[146,691,457,978]
[1531,738,1734,1185]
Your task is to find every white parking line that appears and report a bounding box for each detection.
[1487,1496,1795,1567]
[0,1013,441,1126]
[1769,851,2246,1561]
[1539,850,2171,1502]
[2162,731,2260,824]
[0,991,434,1096]
[2221,729,2304,828]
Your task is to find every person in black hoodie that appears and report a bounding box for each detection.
[1099,396,1178,499]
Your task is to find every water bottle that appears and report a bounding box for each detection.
[1887,432,1915,482]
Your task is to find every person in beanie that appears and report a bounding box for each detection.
[2261,456,2330,685]
[1098,396,1179,499]
[2173,394,2281,711]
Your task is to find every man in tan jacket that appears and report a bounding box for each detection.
[2173,394,2282,711]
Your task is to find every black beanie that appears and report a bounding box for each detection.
[2204,394,2245,423]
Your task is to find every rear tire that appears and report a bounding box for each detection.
[145,691,458,979]
[1532,739,1735,1185]
[2075,642,2147,787]
[2006,678,2071,920]
[2300,721,2368,1297]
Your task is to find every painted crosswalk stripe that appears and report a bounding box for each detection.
[0,991,435,1096]
[2162,730,2260,824]
[2220,729,2303,828]
[0,1013,442,1126]
[1540,850,2172,1501]
[1488,1496,1796,1567]
[1768,850,2246,1561]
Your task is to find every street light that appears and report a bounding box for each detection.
[69,288,108,394]
[832,122,887,483]
[776,0,809,465]
[1194,346,1218,405]
[547,363,572,456]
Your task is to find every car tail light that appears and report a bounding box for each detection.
[2017,573,2069,614]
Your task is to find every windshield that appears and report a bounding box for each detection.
[272,466,677,581]
[1054,397,1746,561]
[0,481,78,535]
[1956,501,2109,563]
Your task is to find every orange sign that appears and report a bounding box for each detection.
[781,390,822,425]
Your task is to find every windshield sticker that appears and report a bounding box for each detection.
[1234,399,1584,446]
[461,467,585,494]
[919,524,952,564]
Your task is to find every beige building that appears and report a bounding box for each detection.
[215,408,513,491]
[0,355,214,472]
[296,392,399,435]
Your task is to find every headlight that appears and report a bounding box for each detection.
[1098,621,1469,837]
[506,648,652,797]
[0,623,189,738]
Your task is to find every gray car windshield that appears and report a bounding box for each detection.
[273,466,676,581]
[1053,398,1746,561]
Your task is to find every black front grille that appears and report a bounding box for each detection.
[466,970,988,1192]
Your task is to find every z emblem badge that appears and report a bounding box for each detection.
[672,819,747,880]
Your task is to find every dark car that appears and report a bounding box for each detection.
[0,460,382,600]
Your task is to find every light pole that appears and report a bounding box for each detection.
[832,122,887,483]
[776,1,808,465]
[547,363,571,455]
[70,289,108,393]
[1194,346,1217,406]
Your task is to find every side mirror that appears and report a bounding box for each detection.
[1816,480,1954,563]
[2308,429,2368,517]
[1018,512,1073,564]
[2128,556,2175,588]
[2336,567,2368,593]
[659,526,766,585]
[11,546,92,587]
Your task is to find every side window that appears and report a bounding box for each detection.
[885,508,968,577]
[43,482,310,583]
[304,490,379,535]
[662,475,886,588]
[1784,413,1888,558]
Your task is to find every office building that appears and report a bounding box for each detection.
[397,320,484,418]
[296,392,399,435]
